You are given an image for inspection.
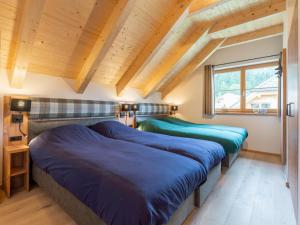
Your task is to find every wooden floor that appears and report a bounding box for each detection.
[0,151,296,225]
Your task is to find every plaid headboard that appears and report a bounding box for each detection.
[29,98,118,120]
[136,103,169,116]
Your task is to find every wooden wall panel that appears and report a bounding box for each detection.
[3,96,29,147]
[3,96,30,195]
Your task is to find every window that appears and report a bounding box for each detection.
[214,62,279,115]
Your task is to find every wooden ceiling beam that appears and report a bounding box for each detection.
[189,0,224,15]
[142,23,212,98]
[75,0,135,93]
[209,0,286,34]
[115,0,193,96]
[161,38,225,99]
[220,24,284,48]
[10,0,45,88]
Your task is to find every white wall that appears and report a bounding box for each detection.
[0,70,163,185]
[165,36,283,155]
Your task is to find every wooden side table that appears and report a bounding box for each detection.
[4,145,30,198]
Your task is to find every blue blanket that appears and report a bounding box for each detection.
[138,119,246,154]
[30,125,206,225]
[89,121,225,172]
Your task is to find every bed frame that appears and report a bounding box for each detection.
[27,99,222,225]
[222,148,241,168]
[32,162,220,225]
[32,164,193,225]
[199,162,221,206]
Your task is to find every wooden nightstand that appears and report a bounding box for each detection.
[4,145,30,198]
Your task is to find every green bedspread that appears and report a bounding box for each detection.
[159,117,248,139]
[137,118,248,154]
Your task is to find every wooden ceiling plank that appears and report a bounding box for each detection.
[209,0,286,34]
[115,0,193,96]
[142,23,212,98]
[10,0,45,88]
[75,0,135,93]
[189,0,224,15]
[221,24,284,48]
[161,38,225,99]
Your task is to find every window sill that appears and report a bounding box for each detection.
[215,112,278,116]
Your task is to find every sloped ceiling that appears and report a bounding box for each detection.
[0,0,285,98]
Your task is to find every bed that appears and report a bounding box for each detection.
[27,98,226,225]
[89,120,225,206]
[30,124,206,225]
[137,117,248,167]
[27,98,223,225]
[89,120,225,173]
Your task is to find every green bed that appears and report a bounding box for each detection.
[137,117,248,167]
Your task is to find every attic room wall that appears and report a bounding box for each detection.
[164,36,283,155]
[0,70,163,185]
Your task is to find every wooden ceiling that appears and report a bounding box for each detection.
[0,0,285,98]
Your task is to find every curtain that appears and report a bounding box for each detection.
[204,65,215,116]
[277,51,283,117]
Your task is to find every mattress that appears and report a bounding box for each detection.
[137,118,247,154]
[29,124,206,225]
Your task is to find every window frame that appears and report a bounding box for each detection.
[214,62,279,116]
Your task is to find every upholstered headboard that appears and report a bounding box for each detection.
[29,98,118,120]
[27,98,169,140]
[136,103,169,116]
[135,103,169,122]
[28,98,119,140]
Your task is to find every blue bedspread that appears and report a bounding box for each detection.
[89,121,225,172]
[138,119,246,154]
[30,125,206,225]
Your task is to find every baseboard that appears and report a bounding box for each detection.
[242,148,281,157]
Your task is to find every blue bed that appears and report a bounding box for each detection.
[89,120,225,172]
[30,124,207,225]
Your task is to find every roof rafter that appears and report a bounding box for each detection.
[161,38,225,99]
[115,0,194,96]
[209,0,286,34]
[220,24,284,48]
[142,23,212,98]
[189,0,224,15]
[10,0,46,88]
[75,0,135,93]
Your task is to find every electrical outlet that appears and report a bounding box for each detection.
[11,114,23,123]
[9,136,22,142]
